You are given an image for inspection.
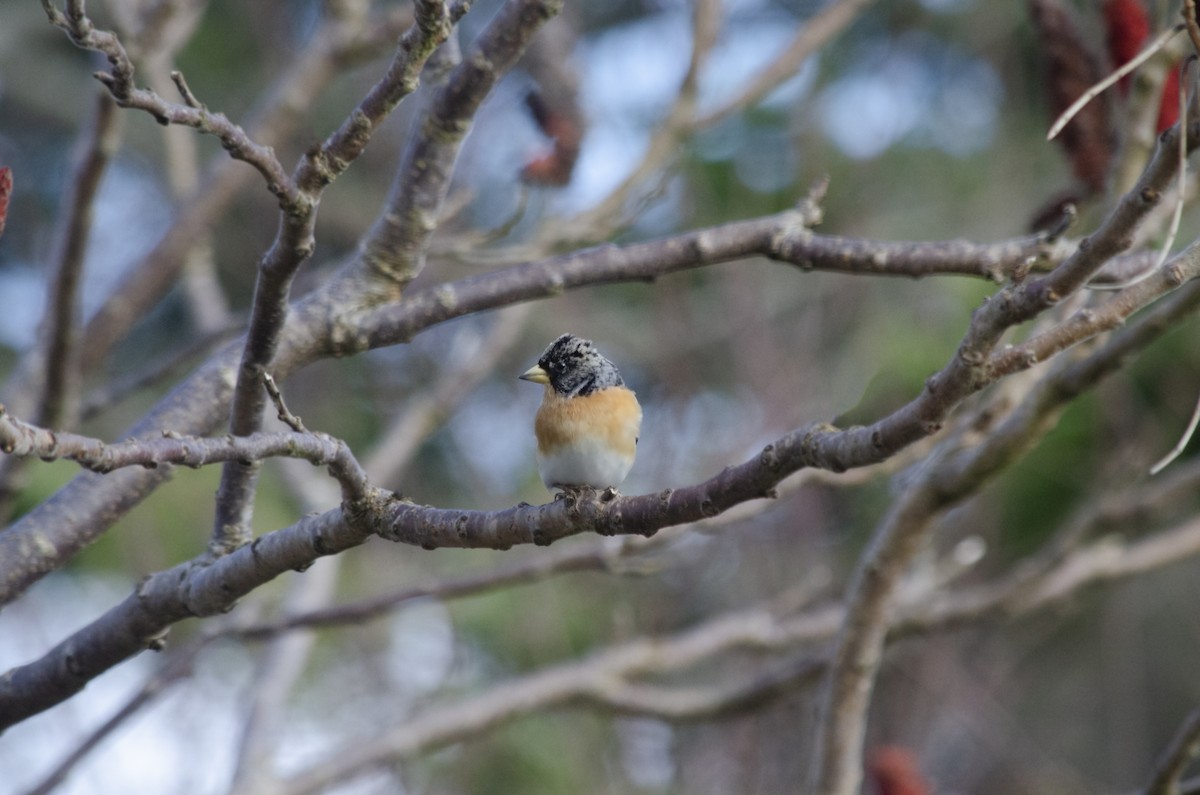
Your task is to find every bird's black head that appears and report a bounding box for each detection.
[527,334,625,397]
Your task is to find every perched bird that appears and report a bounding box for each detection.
[519,334,642,492]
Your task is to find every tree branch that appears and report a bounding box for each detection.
[209,0,466,553]
[37,90,121,429]
[0,403,369,503]
[280,508,1200,793]
[67,7,414,377]
[358,0,564,287]
[1144,708,1200,795]
[810,94,1200,795]
[41,0,297,204]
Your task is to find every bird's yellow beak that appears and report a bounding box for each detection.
[519,365,550,384]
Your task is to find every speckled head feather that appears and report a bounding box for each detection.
[537,334,625,397]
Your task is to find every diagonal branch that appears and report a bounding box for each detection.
[1144,708,1200,795]
[358,0,565,287]
[810,87,1200,795]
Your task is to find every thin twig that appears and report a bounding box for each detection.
[1185,0,1200,58]
[1151,389,1200,474]
[1048,24,1184,142]
[1144,708,1200,795]
[169,69,202,109]
[70,8,412,374]
[263,373,305,433]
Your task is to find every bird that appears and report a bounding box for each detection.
[519,334,642,492]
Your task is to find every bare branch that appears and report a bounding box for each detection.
[209,0,468,553]
[1143,708,1200,795]
[69,8,414,375]
[0,405,368,503]
[41,1,297,204]
[358,0,565,286]
[0,210,1173,612]
[1047,24,1184,142]
[17,636,208,795]
[36,91,122,430]
[696,0,876,128]
[280,508,1200,793]
[810,102,1200,795]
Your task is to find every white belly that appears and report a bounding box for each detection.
[537,437,634,489]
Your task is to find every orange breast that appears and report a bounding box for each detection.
[534,385,641,456]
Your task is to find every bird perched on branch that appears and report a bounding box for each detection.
[519,334,641,493]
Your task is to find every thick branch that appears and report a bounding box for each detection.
[0,211,1068,613]
[0,502,380,731]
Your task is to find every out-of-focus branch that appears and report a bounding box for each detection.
[36,91,121,430]
[696,0,876,129]
[17,635,209,795]
[235,535,647,639]
[78,323,241,420]
[2,64,1198,737]
[228,557,342,795]
[365,307,531,483]
[279,601,818,795]
[0,205,1173,611]
[136,0,230,334]
[0,499,382,730]
[541,0,875,246]
[0,90,122,518]
[1142,708,1200,795]
[358,0,564,287]
[0,199,1053,616]
[0,90,123,516]
[545,0,718,240]
[7,435,1200,741]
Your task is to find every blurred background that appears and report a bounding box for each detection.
[3,0,1200,793]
